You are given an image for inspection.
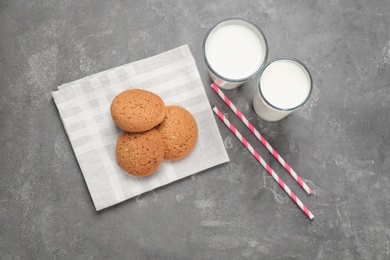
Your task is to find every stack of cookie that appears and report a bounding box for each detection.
[110,89,198,177]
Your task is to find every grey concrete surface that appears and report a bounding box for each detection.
[1,0,389,259]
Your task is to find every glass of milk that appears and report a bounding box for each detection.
[253,58,313,122]
[202,18,268,90]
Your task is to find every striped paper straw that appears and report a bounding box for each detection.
[213,107,314,219]
[211,83,312,195]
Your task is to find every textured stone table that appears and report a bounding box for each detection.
[1,1,389,259]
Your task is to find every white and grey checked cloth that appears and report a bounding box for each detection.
[52,45,230,211]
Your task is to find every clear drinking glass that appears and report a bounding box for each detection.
[253,57,313,122]
[202,18,268,90]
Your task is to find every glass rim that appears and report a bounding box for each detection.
[257,57,313,111]
[202,17,269,83]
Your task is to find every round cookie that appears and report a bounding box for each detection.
[116,129,165,177]
[157,105,198,160]
[110,89,166,132]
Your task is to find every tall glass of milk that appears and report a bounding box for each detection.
[253,58,313,122]
[202,18,268,89]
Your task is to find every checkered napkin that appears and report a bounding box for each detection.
[52,45,230,211]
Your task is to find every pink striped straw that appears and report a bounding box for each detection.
[211,83,312,195]
[213,107,314,219]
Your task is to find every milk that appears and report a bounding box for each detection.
[203,19,268,89]
[253,59,312,122]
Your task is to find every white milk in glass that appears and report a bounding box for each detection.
[203,19,267,89]
[253,59,312,122]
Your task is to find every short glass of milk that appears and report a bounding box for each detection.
[253,58,313,122]
[202,18,268,90]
